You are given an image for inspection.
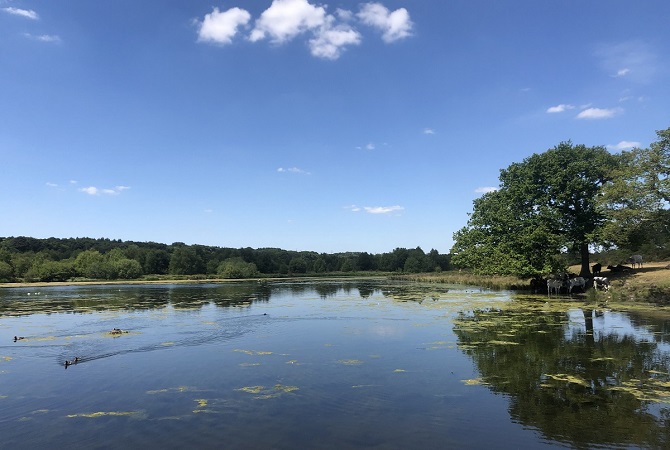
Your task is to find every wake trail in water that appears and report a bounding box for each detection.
[57,313,272,367]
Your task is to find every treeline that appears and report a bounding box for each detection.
[0,236,450,283]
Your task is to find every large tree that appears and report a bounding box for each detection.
[452,142,619,277]
[598,127,670,254]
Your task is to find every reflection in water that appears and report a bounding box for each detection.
[454,301,670,449]
[1,281,669,449]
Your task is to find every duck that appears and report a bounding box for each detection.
[13,336,25,341]
[64,357,82,367]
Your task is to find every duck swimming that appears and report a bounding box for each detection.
[64,357,82,368]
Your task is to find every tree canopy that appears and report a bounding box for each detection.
[452,141,619,277]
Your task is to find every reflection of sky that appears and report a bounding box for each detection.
[564,309,670,353]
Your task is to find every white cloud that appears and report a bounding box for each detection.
[608,141,641,151]
[79,186,130,196]
[196,1,414,59]
[345,205,362,212]
[475,187,497,194]
[308,16,361,59]
[46,182,58,188]
[24,33,61,43]
[357,2,413,43]
[615,68,630,77]
[423,128,435,135]
[80,187,99,195]
[546,104,575,113]
[197,7,251,45]
[576,107,623,120]
[250,0,326,44]
[278,167,311,175]
[2,7,38,20]
[364,205,404,214]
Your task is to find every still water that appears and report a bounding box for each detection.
[0,280,669,449]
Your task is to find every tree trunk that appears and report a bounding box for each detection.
[579,242,591,277]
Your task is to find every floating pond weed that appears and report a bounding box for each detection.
[235,384,299,399]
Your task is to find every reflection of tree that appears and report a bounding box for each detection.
[313,283,340,299]
[356,282,377,299]
[454,306,670,449]
[209,284,270,308]
[381,284,443,303]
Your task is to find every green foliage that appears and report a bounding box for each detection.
[144,249,170,275]
[217,258,259,279]
[25,259,76,282]
[169,247,204,275]
[0,261,13,282]
[599,127,670,252]
[74,250,107,279]
[111,258,143,279]
[340,259,355,272]
[312,257,327,273]
[452,142,618,277]
[288,257,308,274]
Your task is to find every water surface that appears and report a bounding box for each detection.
[1,280,669,449]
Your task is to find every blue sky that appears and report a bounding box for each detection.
[1,1,669,254]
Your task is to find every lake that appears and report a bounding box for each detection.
[1,280,669,449]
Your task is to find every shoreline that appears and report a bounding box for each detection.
[0,275,390,289]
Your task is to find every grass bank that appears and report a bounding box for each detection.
[396,262,670,305]
[0,271,393,289]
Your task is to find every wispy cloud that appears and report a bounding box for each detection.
[46,182,58,188]
[423,128,435,135]
[355,142,377,150]
[615,68,630,77]
[475,187,497,194]
[364,205,404,215]
[346,204,404,215]
[79,186,130,196]
[595,40,657,84]
[607,141,641,151]
[196,1,413,60]
[2,7,38,20]
[277,167,311,175]
[576,107,623,120]
[24,33,61,43]
[546,104,575,113]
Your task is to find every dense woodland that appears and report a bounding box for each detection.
[0,236,450,283]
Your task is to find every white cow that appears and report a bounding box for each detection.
[628,255,643,269]
[593,276,610,291]
[547,279,563,295]
[568,277,586,294]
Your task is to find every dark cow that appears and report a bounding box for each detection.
[607,264,632,273]
[592,263,601,275]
